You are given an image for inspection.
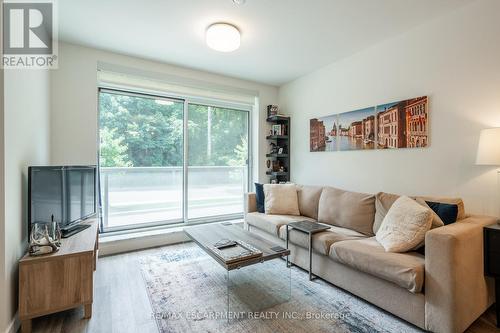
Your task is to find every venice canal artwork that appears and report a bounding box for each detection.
[310,96,428,152]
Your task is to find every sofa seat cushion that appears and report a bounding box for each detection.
[277,225,367,255]
[330,237,425,293]
[246,212,315,236]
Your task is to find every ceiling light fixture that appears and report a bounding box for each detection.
[232,0,246,5]
[206,23,241,52]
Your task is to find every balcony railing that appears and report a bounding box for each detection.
[100,166,248,231]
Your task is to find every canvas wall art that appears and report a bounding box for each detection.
[376,96,428,149]
[338,107,376,151]
[310,114,338,152]
[310,96,428,152]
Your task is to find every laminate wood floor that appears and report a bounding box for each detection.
[31,246,499,333]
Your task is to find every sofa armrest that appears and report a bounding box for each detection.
[244,192,257,215]
[425,215,497,333]
[244,192,257,231]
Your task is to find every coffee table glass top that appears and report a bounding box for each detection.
[185,223,290,270]
[287,220,330,233]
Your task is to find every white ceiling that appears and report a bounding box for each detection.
[59,0,469,86]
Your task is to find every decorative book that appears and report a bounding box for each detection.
[210,239,263,264]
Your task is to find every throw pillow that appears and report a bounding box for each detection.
[373,192,401,234]
[263,184,300,216]
[425,201,459,225]
[417,196,465,220]
[376,196,433,253]
[254,183,265,213]
[415,198,445,228]
[374,193,445,234]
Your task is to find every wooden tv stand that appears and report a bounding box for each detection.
[18,219,99,333]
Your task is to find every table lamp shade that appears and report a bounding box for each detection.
[476,128,500,165]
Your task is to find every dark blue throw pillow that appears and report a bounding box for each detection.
[425,201,459,225]
[255,183,265,213]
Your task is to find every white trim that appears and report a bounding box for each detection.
[96,62,259,106]
[5,312,19,333]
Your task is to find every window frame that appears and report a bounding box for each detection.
[97,86,253,233]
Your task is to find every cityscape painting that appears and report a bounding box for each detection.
[310,114,338,152]
[309,96,429,152]
[338,107,376,151]
[376,96,428,149]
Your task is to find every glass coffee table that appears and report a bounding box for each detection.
[184,223,291,318]
[285,221,330,281]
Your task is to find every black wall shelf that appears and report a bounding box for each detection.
[266,135,289,140]
[265,115,290,183]
[266,154,289,158]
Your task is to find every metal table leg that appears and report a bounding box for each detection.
[286,225,290,267]
[308,232,313,281]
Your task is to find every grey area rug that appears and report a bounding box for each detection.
[139,243,423,333]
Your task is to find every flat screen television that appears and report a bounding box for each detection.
[28,165,97,237]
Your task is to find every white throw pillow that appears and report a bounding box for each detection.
[264,184,300,216]
[415,197,445,229]
[376,196,433,253]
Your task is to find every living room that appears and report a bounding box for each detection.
[1,0,500,332]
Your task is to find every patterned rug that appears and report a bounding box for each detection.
[139,243,423,333]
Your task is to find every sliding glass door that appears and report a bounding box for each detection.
[98,89,250,232]
[99,89,184,231]
[187,104,249,220]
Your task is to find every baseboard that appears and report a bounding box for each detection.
[99,221,244,256]
[99,229,189,256]
[5,312,19,333]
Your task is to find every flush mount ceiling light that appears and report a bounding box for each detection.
[206,23,241,52]
[232,0,246,4]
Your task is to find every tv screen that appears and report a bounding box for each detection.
[29,166,97,230]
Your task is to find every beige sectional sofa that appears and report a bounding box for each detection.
[244,185,496,333]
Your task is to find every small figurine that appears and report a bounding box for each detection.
[269,142,279,154]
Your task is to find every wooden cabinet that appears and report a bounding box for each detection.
[19,219,99,333]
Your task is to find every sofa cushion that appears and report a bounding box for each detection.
[264,184,300,216]
[318,187,375,236]
[330,237,425,293]
[245,212,315,236]
[297,185,323,220]
[374,193,445,234]
[375,196,433,253]
[277,224,366,255]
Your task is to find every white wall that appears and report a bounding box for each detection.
[50,43,278,183]
[2,69,51,333]
[0,3,6,326]
[279,0,500,216]
[0,5,6,330]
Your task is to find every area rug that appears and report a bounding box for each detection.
[139,243,423,333]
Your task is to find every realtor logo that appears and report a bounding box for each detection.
[2,0,58,69]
